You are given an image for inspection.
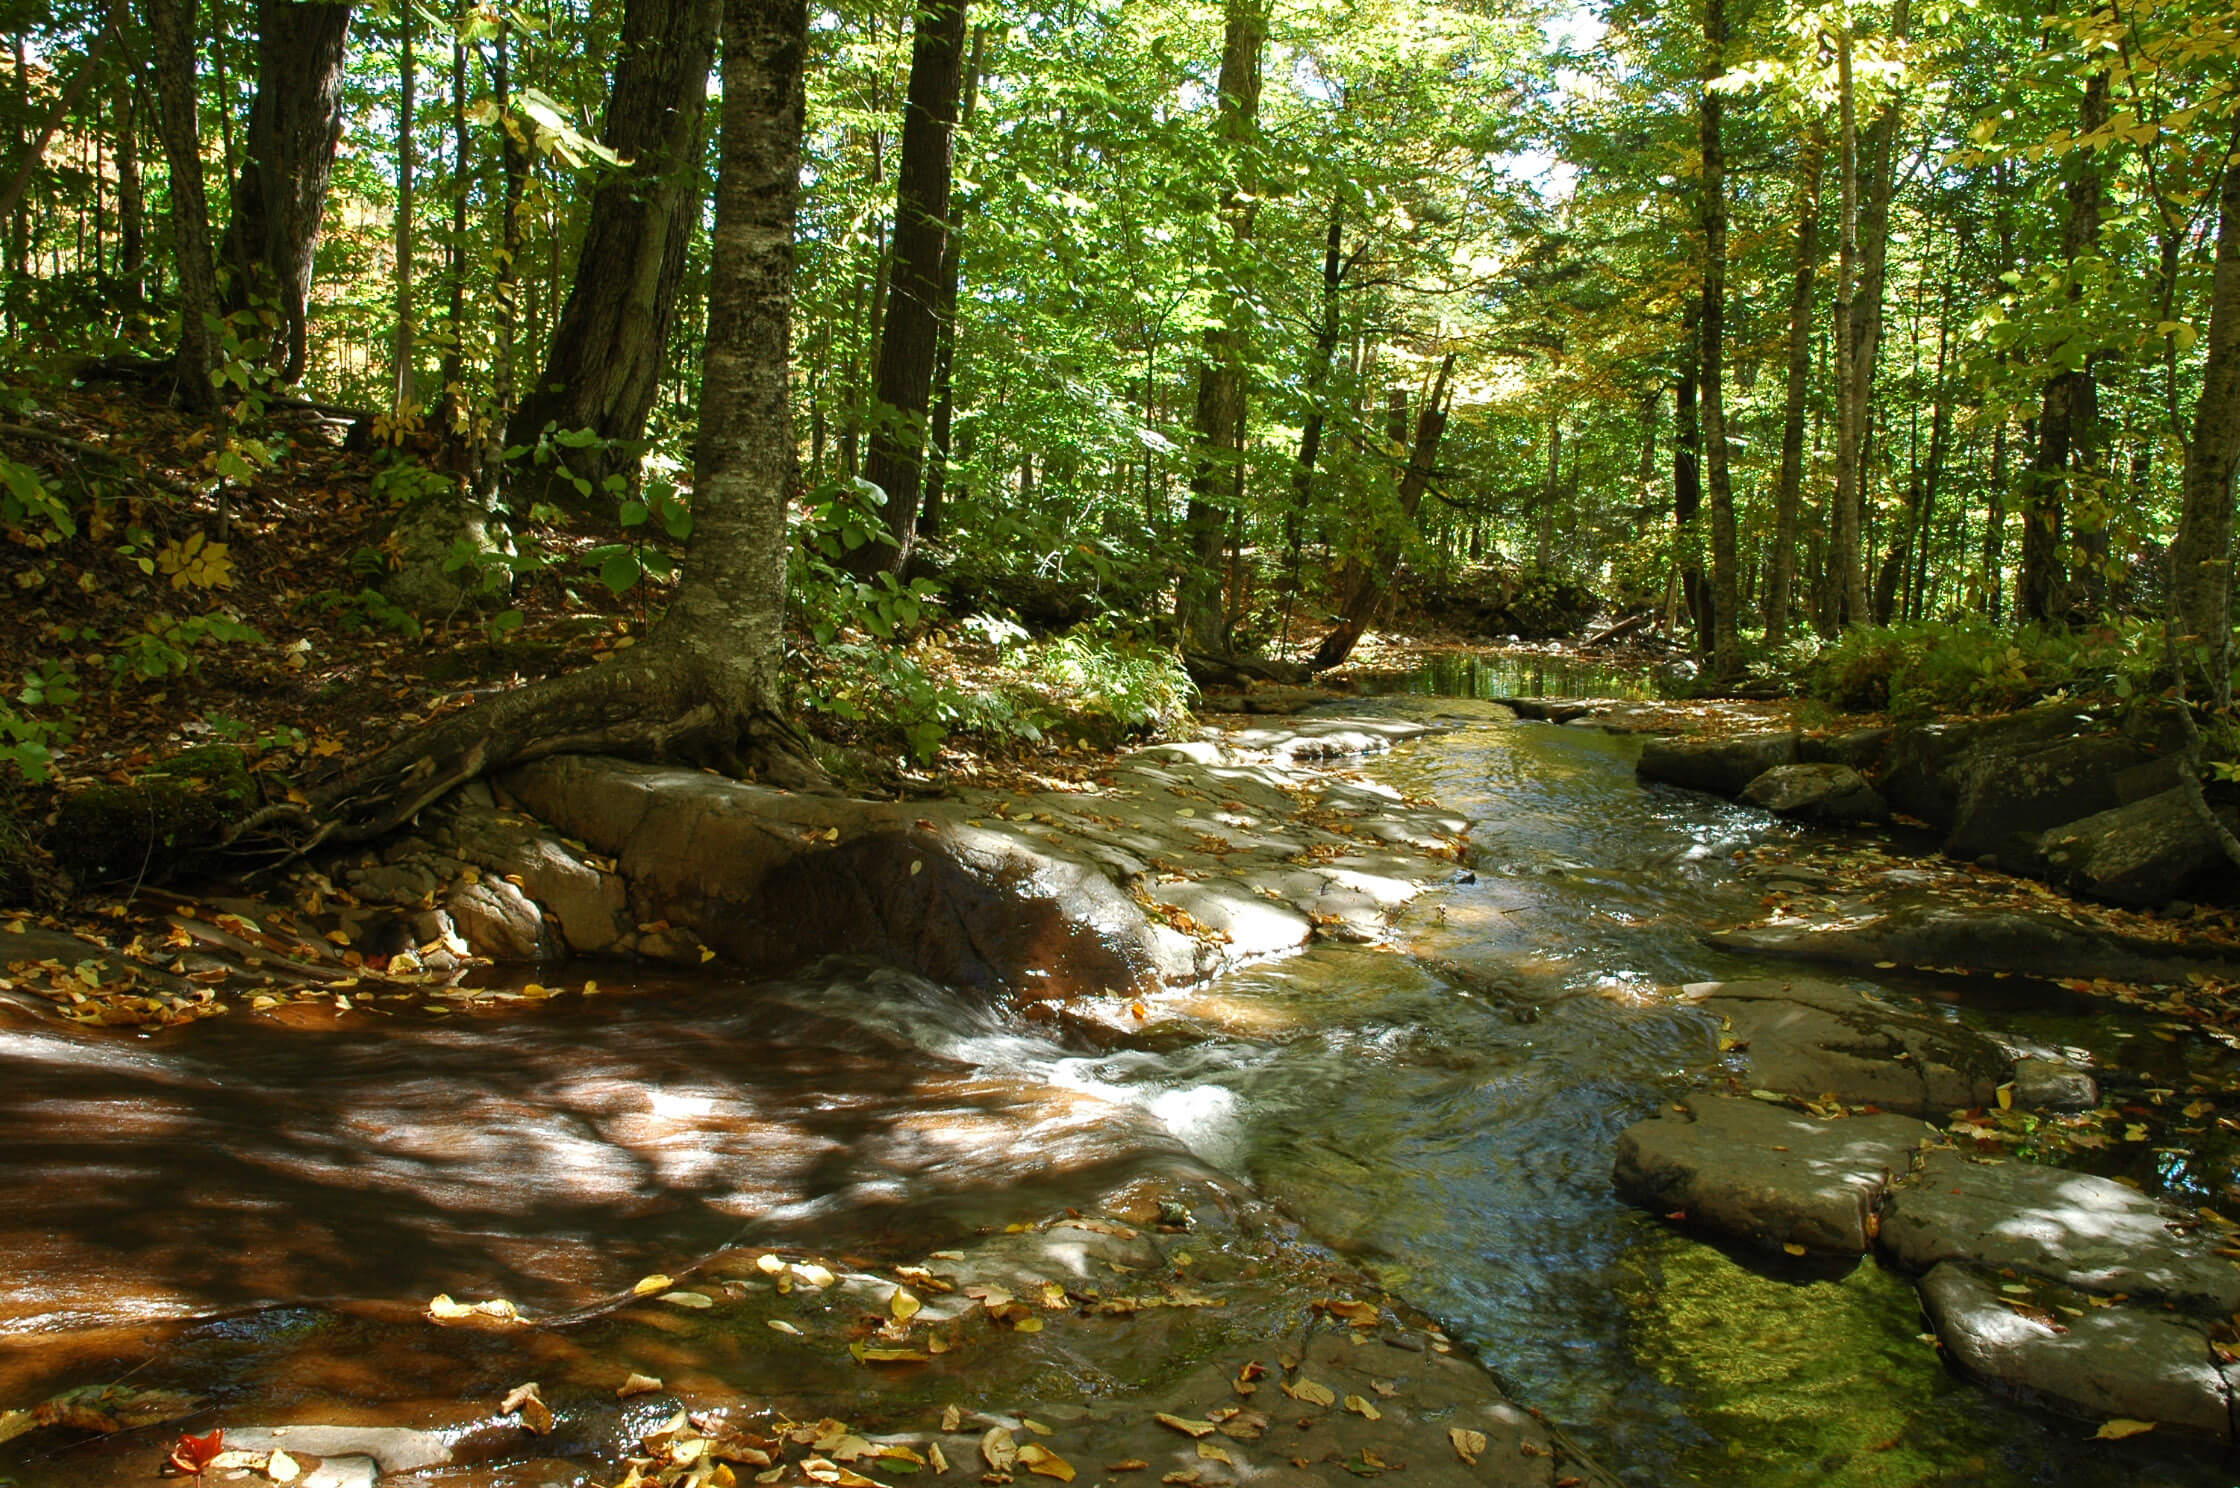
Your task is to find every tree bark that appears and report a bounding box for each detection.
[1765,132,1821,645]
[1282,196,1347,634]
[846,0,971,579]
[392,10,416,409]
[144,0,222,410]
[919,23,985,544]
[1174,0,1268,656]
[217,0,354,384]
[1310,352,1455,671]
[507,0,722,507]
[2170,148,2240,695]
[1674,303,1707,652]
[0,25,111,226]
[1699,0,1740,682]
[2020,66,2110,625]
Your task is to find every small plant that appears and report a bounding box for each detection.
[2,662,81,782]
[108,613,267,681]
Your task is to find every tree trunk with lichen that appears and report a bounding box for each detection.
[288,0,820,856]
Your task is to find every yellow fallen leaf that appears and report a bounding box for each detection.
[0,1410,31,1447]
[929,1443,950,1474]
[1196,1443,1232,1465]
[850,1343,931,1363]
[1996,1082,2015,1110]
[1782,1242,1808,1257]
[617,1372,664,1398]
[756,1253,787,1274]
[1012,1316,1044,1333]
[661,1290,713,1309]
[1155,1413,1218,1438]
[501,1381,553,1434]
[1281,1379,1335,1407]
[792,1263,837,1289]
[264,1449,301,1483]
[767,1319,804,1335]
[892,1288,922,1322]
[941,1404,963,1432]
[982,1426,1019,1471]
[1342,1395,1381,1420]
[1449,1428,1487,1465]
[1022,1420,1053,1437]
[2095,1418,2156,1439]
[633,1274,675,1296]
[1018,1444,1077,1481]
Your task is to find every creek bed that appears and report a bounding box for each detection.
[3,691,2236,1486]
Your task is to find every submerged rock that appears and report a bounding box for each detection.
[1881,1150,2240,1314]
[1613,1093,1932,1253]
[1919,1262,2240,1440]
[1683,978,2011,1116]
[1636,733,1800,797]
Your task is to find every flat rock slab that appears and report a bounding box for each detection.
[1920,1262,2240,1440]
[493,717,1468,997]
[221,1425,450,1474]
[1613,1093,1933,1252]
[1881,1150,2240,1314]
[1706,893,2240,987]
[1683,979,2010,1116]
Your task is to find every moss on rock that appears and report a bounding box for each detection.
[48,745,258,885]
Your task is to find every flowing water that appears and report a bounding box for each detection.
[3,691,2236,1486]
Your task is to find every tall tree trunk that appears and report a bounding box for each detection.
[1174,0,1268,656]
[508,0,722,506]
[1699,0,1740,681]
[1909,267,1955,620]
[216,0,354,384]
[144,0,222,410]
[111,27,146,315]
[392,10,417,409]
[1281,198,1347,642]
[1310,352,1455,671]
[1830,24,1865,629]
[1536,405,1560,570]
[439,29,468,434]
[2021,66,2110,624]
[2170,148,2240,697]
[846,0,971,579]
[0,26,111,225]
[919,23,985,544]
[486,24,529,488]
[1674,304,1707,653]
[1765,132,1821,646]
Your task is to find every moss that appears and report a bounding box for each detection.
[48,744,257,885]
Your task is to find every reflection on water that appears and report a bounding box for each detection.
[4,686,2236,1486]
[1363,651,1655,701]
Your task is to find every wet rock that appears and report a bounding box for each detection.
[221,1425,451,1474]
[443,877,559,962]
[1878,705,2103,828]
[1919,1262,2239,1440]
[301,1459,376,1488]
[1880,1150,2240,1314]
[1636,732,1799,797]
[1738,763,1890,825]
[2037,787,2237,908]
[434,797,635,954]
[1613,1093,1932,1253]
[1683,979,2005,1116]
[2008,1056,2099,1112]
[1798,726,1893,771]
[1706,894,2240,984]
[344,860,442,907]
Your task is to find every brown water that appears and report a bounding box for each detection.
[4,696,2236,1486]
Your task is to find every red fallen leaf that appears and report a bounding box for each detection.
[168,1427,224,1475]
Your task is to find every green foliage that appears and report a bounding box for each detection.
[1795,618,2166,716]
[1,663,81,784]
[107,613,268,682]
[307,586,424,639]
[0,455,75,542]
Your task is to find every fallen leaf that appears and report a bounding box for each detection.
[1154,1413,1218,1438]
[892,1288,922,1322]
[1280,1379,1336,1407]
[768,1319,804,1335]
[2095,1418,2156,1439]
[983,1426,1019,1471]
[1105,1460,1150,1473]
[1782,1242,1808,1257]
[661,1290,713,1309]
[929,1443,950,1473]
[850,1343,932,1363]
[1449,1428,1486,1466]
[941,1404,963,1433]
[633,1274,676,1295]
[264,1448,301,1483]
[792,1263,837,1289]
[1343,1395,1381,1421]
[1196,1442,1233,1465]
[0,1410,31,1447]
[502,1381,554,1434]
[168,1427,226,1476]
[757,1253,787,1274]
[617,1373,664,1398]
[1018,1443,1077,1481]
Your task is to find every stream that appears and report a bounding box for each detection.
[4,673,2238,1486]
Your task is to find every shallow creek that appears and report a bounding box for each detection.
[4,686,2239,1486]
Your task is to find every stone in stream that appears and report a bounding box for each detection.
[1737,763,1890,826]
[1880,1149,2240,1315]
[2036,786,2239,908]
[1682,979,2019,1117]
[1612,1093,1933,1253]
[1636,732,1800,797]
[1918,1262,2240,1441]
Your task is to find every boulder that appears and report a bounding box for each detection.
[1878,705,2103,827]
[2037,786,2237,908]
[1685,979,2006,1116]
[1636,733,1800,797]
[442,877,559,962]
[1919,1262,2239,1440]
[1944,734,2155,863]
[1798,726,1893,771]
[1738,764,1890,825]
[1880,1150,2240,1314]
[2008,1057,2099,1112]
[1613,1093,1932,1252]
